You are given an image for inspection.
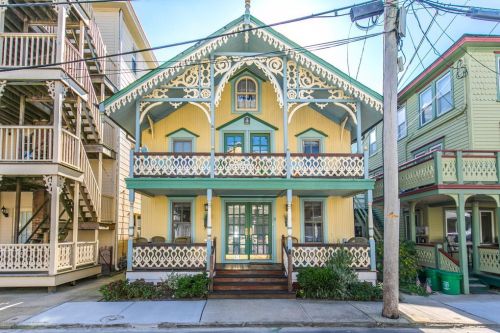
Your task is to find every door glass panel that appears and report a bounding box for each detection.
[250,134,270,153]
[225,134,244,154]
[250,203,271,259]
[226,204,247,258]
[480,211,493,244]
[304,201,323,243]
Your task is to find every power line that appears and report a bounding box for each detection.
[0,0,382,73]
[0,0,128,8]
[70,32,384,81]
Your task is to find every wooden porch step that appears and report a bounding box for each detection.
[216,269,284,276]
[208,290,295,299]
[213,282,288,291]
[214,275,287,283]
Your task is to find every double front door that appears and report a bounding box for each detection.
[225,203,272,260]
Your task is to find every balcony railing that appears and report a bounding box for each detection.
[80,142,101,217]
[0,241,98,273]
[133,152,365,178]
[478,246,500,275]
[0,33,57,67]
[0,126,53,162]
[60,129,80,168]
[373,150,500,198]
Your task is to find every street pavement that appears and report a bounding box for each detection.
[0,275,499,331]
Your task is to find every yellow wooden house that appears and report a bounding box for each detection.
[103,8,383,298]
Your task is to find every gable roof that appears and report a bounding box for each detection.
[216,112,278,130]
[101,14,382,115]
[398,34,500,102]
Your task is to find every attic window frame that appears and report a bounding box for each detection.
[234,76,258,112]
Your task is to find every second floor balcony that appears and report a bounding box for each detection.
[373,150,500,198]
[133,152,365,178]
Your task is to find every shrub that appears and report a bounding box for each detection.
[297,248,382,300]
[99,273,208,301]
[173,274,209,299]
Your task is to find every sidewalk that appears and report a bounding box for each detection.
[1,277,499,330]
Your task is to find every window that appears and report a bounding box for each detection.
[250,134,270,153]
[436,72,452,115]
[397,106,407,139]
[304,201,323,243]
[419,87,433,126]
[445,210,472,244]
[224,134,244,154]
[172,139,192,153]
[172,202,191,241]
[369,129,377,156]
[412,140,443,159]
[302,139,320,154]
[235,77,257,111]
[480,211,494,244]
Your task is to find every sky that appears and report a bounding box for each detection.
[131,0,500,94]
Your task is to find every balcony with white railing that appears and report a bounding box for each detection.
[0,126,53,162]
[133,152,365,178]
[373,150,500,198]
[0,242,98,273]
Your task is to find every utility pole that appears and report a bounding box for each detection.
[382,0,400,319]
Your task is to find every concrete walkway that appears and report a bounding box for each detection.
[1,278,500,330]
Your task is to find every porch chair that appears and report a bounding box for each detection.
[134,237,149,244]
[346,237,369,245]
[174,236,191,244]
[151,236,166,243]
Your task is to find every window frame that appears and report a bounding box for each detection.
[397,105,407,140]
[368,129,377,156]
[170,200,194,242]
[224,132,245,154]
[250,133,271,154]
[172,139,193,153]
[436,71,453,116]
[411,138,444,159]
[301,199,326,243]
[234,76,259,112]
[302,139,321,154]
[419,86,434,127]
[444,209,472,244]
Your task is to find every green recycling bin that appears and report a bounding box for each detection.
[424,268,440,291]
[440,271,463,295]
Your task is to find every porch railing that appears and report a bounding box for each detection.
[438,249,460,273]
[291,243,371,269]
[57,242,74,270]
[76,241,99,267]
[0,244,50,272]
[373,150,500,198]
[281,236,293,292]
[132,243,207,270]
[0,126,53,162]
[0,33,57,67]
[478,246,500,275]
[133,152,365,178]
[415,244,437,269]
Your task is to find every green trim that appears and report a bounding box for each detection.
[418,70,455,128]
[166,128,200,138]
[102,14,382,111]
[294,127,328,138]
[167,197,196,243]
[250,133,270,153]
[127,177,374,191]
[221,197,277,263]
[224,133,245,153]
[216,113,278,130]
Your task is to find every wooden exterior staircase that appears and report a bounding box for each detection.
[209,264,295,299]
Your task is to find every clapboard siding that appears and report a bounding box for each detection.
[467,47,500,150]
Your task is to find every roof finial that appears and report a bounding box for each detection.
[245,0,251,17]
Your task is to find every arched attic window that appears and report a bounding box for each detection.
[235,76,258,112]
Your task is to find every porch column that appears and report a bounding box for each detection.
[55,3,67,64]
[282,55,291,178]
[409,201,416,242]
[471,201,480,274]
[206,189,213,269]
[497,205,500,253]
[52,82,65,164]
[286,189,293,250]
[71,181,79,270]
[364,145,376,271]
[209,55,215,178]
[456,193,470,294]
[48,176,63,275]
